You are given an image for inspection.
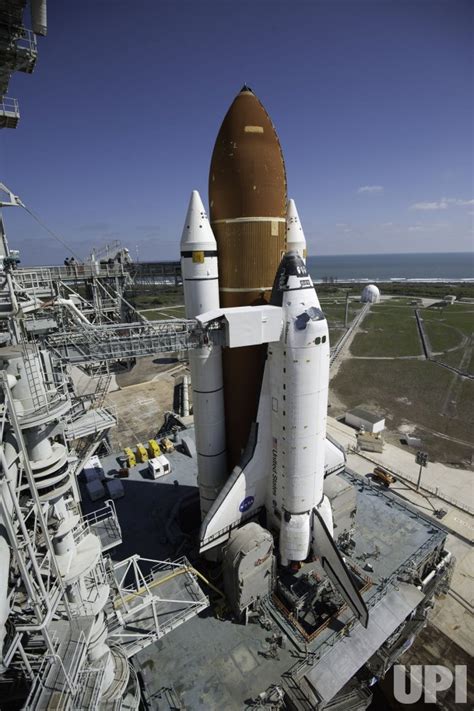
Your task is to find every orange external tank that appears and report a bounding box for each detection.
[209,85,287,471]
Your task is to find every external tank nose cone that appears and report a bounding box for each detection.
[209,88,287,221]
[180,190,217,250]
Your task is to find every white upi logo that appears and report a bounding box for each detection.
[393,665,467,704]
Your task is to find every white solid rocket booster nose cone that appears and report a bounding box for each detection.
[286,199,307,262]
[180,190,217,251]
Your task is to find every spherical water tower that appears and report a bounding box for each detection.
[361,284,380,303]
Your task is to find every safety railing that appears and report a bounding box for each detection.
[74,662,105,711]
[0,97,19,115]
[15,263,131,282]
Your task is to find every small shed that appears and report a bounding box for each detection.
[345,407,385,434]
[444,295,456,305]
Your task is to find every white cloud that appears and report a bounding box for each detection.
[357,185,384,194]
[411,200,448,211]
[335,222,349,228]
[410,197,474,211]
[451,198,474,206]
[408,222,450,232]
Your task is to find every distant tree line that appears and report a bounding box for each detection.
[314,282,474,299]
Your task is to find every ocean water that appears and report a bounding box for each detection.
[306,252,474,282]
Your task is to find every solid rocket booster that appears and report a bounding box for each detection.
[286,199,307,263]
[209,85,287,472]
[180,191,227,515]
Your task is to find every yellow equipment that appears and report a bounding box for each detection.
[135,443,148,463]
[373,466,396,487]
[123,447,136,468]
[148,439,161,458]
[160,437,174,453]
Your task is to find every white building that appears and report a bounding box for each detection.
[361,284,380,303]
[345,407,385,434]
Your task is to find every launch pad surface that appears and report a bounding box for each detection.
[84,445,448,709]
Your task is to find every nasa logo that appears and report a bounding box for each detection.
[239,496,254,513]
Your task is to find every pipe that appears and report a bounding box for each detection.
[55,298,90,325]
[182,374,190,417]
[418,551,452,589]
[0,437,17,665]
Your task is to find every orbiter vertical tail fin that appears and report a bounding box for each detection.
[312,508,369,628]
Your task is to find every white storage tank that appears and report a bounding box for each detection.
[361,284,380,303]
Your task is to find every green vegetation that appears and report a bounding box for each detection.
[140,306,186,320]
[422,307,474,338]
[321,302,363,324]
[128,287,184,309]
[328,328,345,347]
[331,359,474,466]
[380,296,417,304]
[434,349,466,370]
[421,306,473,372]
[422,318,464,353]
[316,282,474,300]
[319,299,364,348]
[350,306,422,357]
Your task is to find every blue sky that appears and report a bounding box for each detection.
[1,0,473,264]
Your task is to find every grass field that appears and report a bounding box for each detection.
[140,305,186,320]
[422,318,464,352]
[129,287,184,309]
[422,307,474,337]
[321,301,364,325]
[331,359,474,466]
[319,300,364,349]
[350,305,422,357]
[329,327,346,347]
[421,305,474,373]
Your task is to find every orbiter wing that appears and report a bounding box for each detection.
[199,362,272,552]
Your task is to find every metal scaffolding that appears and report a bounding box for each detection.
[45,318,225,366]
